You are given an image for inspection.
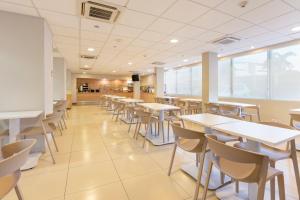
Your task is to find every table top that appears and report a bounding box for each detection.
[138,103,180,111]
[210,101,257,108]
[213,120,300,146]
[180,98,202,102]
[119,98,144,103]
[290,108,300,115]
[157,96,178,99]
[0,111,43,120]
[180,113,240,127]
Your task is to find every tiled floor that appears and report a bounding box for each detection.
[3,105,300,200]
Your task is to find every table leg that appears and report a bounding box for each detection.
[9,118,20,143]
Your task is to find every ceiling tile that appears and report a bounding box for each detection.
[131,39,155,47]
[81,30,108,42]
[191,10,233,29]
[32,0,77,15]
[81,18,113,34]
[138,30,166,42]
[190,0,224,8]
[102,0,128,6]
[213,19,252,34]
[127,0,176,16]
[54,35,78,45]
[147,18,184,34]
[283,0,300,10]
[234,26,268,39]
[275,22,300,35]
[197,31,224,42]
[240,0,294,24]
[117,9,156,29]
[81,39,104,48]
[112,24,143,38]
[260,11,300,31]
[40,10,79,28]
[0,1,38,16]
[173,25,206,39]
[216,0,270,17]
[248,32,283,43]
[162,0,209,23]
[51,25,79,38]
[2,0,33,6]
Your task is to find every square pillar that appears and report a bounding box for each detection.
[155,67,164,97]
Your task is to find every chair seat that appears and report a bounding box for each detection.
[178,138,201,152]
[0,173,20,198]
[235,142,290,161]
[19,125,53,136]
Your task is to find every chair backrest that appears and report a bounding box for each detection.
[171,123,207,152]
[135,110,152,123]
[204,103,219,114]
[206,134,269,183]
[0,139,36,177]
[290,114,300,129]
[219,105,239,116]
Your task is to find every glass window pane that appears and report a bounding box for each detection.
[270,44,300,100]
[232,52,268,98]
[165,70,176,94]
[176,67,191,95]
[218,59,231,97]
[191,65,201,96]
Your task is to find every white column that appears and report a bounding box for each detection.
[155,67,164,97]
[133,81,140,99]
[202,52,218,106]
[53,57,67,100]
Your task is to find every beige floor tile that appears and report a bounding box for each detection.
[66,161,119,194]
[70,149,110,167]
[113,154,161,180]
[122,171,190,200]
[65,182,128,200]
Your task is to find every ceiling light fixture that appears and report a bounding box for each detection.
[83,71,86,74]
[183,59,188,62]
[291,26,300,32]
[87,48,95,52]
[94,25,100,28]
[112,70,116,73]
[170,39,178,44]
[250,45,255,49]
[128,62,133,65]
[84,65,89,68]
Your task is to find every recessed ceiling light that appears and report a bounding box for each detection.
[87,48,95,52]
[83,71,86,74]
[147,69,151,72]
[84,65,89,68]
[183,59,188,62]
[112,70,116,73]
[250,45,255,49]
[128,62,133,65]
[170,39,178,44]
[291,26,300,32]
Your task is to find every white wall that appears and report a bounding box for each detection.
[53,57,66,100]
[0,11,53,114]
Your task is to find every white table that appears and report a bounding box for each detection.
[0,111,43,170]
[180,113,239,190]
[138,103,180,145]
[180,98,202,103]
[213,121,300,200]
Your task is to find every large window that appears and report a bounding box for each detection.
[164,64,201,96]
[218,59,231,97]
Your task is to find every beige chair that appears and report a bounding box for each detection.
[204,103,219,114]
[19,115,60,164]
[167,123,208,200]
[202,134,285,200]
[173,99,187,115]
[187,102,202,114]
[219,104,254,121]
[0,139,36,200]
[235,121,300,199]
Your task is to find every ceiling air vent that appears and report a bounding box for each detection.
[212,36,240,45]
[151,61,165,65]
[81,1,120,23]
[80,55,98,59]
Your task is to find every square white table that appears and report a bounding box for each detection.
[180,113,240,190]
[213,121,300,200]
[138,103,180,145]
[0,110,43,170]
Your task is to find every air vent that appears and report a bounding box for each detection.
[212,36,240,45]
[151,61,165,65]
[80,55,98,59]
[81,1,120,23]
[80,67,91,70]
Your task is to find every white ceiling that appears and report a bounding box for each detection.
[1,0,300,75]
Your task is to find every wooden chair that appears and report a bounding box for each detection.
[19,115,60,164]
[187,102,202,114]
[167,123,208,200]
[173,99,187,115]
[234,121,300,200]
[203,134,285,200]
[204,103,219,114]
[0,139,36,200]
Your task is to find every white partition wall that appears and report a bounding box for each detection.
[0,11,53,114]
[53,57,66,100]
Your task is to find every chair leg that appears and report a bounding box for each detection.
[167,144,177,176]
[62,117,67,129]
[143,122,151,147]
[194,152,206,200]
[201,161,213,200]
[44,134,56,164]
[134,121,139,138]
[51,132,59,152]
[58,123,63,136]
[291,142,300,199]
[15,184,24,200]
[161,122,165,143]
[257,179,266,200]
[277,174,286,200]
[235,180,239,193]
[167,121,170,141]
[270,161,276,200]
[136,123,141,140]
[196,154,199,167]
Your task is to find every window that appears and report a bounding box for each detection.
[191,66,202,96]
[270,44,300,100]
[218,59,231,97]
[165,70,176,94]
[232,52,268,99]
[176,67,191,95]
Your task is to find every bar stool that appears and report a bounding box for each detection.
[202,134,286,200]
[167,123,208,200]
[0,139,36,200]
